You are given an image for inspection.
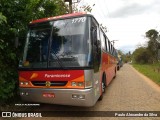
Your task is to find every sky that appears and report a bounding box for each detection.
[75,0,160,53]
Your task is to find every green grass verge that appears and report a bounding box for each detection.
[132,63,160,86]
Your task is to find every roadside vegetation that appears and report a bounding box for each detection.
[132,29,160,85]
[0,0,68,106]
[132,63,160,85]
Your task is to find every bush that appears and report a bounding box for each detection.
[0,40,18,104]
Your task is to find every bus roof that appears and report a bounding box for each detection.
[29,12,89,24]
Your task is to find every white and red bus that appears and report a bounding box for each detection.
[18,12,117,107]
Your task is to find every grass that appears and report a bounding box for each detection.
[132,63,160,86]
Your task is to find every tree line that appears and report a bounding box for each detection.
[133,29,160,64]
[0,0,68,104]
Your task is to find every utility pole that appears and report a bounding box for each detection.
[64,0,72,13]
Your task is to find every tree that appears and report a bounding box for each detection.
[0,0,68,47]
[146,29,160,62]
[133,47,151,64]
[0,0,68,104]
[132,29,160,64]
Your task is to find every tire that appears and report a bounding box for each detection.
[114,67,117,78]
[98,80,105,101]
[102,80,106,93]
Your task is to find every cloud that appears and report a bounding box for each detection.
[108,0,160,19]
[109,3,149,18]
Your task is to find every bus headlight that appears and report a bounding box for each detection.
[78,82,83,86]
[24,82,29,85]
[71,82,84,87]
[71,82,77,86]
[20,82,29,86]
[85,80,92,88]
[20,82,24,85]
[21,92,29,96]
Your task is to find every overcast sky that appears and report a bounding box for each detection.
[77,0,160,53]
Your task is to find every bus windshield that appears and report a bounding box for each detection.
[20,16,92,68]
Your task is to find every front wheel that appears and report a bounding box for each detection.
[102,81,106,93]
[98,81,105,101]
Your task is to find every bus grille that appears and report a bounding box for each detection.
[31,81,67,86]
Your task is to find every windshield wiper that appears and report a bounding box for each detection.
[50,50,64,69]
[59,51,76,58]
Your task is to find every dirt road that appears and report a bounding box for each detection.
[20,64,160,120]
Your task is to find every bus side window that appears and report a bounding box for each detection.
[100,31,106,51]
[108,40,111,54]
[106,37,109,53]
[110,44,113,55]
[91,18,101,72]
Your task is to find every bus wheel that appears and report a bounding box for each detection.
[114,67,117,78]
[98,81,105,101]
[102,80,106,93]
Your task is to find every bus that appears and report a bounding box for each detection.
[18,12,117,107]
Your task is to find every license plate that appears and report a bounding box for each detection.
[43,93,55,98]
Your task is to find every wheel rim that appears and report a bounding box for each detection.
[102,82,105,93]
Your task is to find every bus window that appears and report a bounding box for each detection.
[108,40,111,54]
[105,36,109,52]
[101,31,106,51]
[111,44,114,55]
[91,18,101,72]
[110,44,113,55]
[49,17,91,68]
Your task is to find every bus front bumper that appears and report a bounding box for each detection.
[19,88,96,107]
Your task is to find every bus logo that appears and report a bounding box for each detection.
[46,81,51,87]
[30,73,38,79]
